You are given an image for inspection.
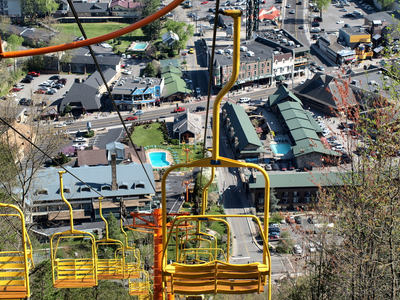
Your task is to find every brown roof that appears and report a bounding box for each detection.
[77,144,146,166]
[77,148,107,166]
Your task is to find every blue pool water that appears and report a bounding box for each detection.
[133,42,148,50]
[149,152,170,167]
[271,144,292,155]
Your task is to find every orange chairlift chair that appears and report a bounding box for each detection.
[95,197,126,280]
[116,219,141,279]
[161,9,272,299]
[50,171,98,288]
[0,202,34,299]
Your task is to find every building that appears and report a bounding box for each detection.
[28,159,156,224]
[317,35,356,65]
[66,2,109,17]
[266,85,339,169]
[248,172,343,211]
[221,102,265,159]
[161,65,191,102]
[172,112,203,144]
[162,31,180,47]
[0,0,21,16]
[61,47,122,74]
[76,141,146,167]
[339,27,373,61]
[59,68,118,117]
[110,0,142,19]
[112,76,164,110]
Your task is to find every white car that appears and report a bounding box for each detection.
[299,80,305,85]
[308,242,316,253]
[289,9,295,13]
[73,137,87,142]
[122,70,132,75]
[54,123,66,128]
[293,245,302,255]
[73,142,88,148]
[337,20,344,24]
[239,97,251,103]
[196,87,201,95]
[134,110,144,115]
[286,3,291,8]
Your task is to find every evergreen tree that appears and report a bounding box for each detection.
[141,0,161,41]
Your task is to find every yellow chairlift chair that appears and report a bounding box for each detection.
[0,203,34,299]
[115,219,141,279]
[50,171,98,288]
[129,269,151,299]
[162,9,272,298]
[95,198,125,280]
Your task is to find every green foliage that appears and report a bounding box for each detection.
[143,62,157,77]
[164,20,194,51]
[106,212,123,241]
[24,55,45,71]
[130,122,166,147]
[83,130,95,138]
[193,173,209,202]
[141,0,161,40]
[377,0,393,10]
[276,231,293,254]
[315,0,331,16]
[170,139,179,145]
[22,0,58,17]
[270,212,284,224]
[6,34,24,51]
[52,152,71,165]
[269,188,280,212]
[63,105,72,114]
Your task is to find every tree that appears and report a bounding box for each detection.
[63,105,72,114]
[315,0,331,17]
[52,152,71,165]
[24,55,45,71]
[6,34,24,51]
[269,188,280,212]
[377,0,394,10]
[106,212,122,241]
[164,20,195,51]
[143,62,157,77]
[141,0,161,41]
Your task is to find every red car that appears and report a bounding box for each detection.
[35,90,45,94]
[10,88,21,92]
[201,1,208,3]
[28,71,40,77]
[125,116,138,121]
[174,107,186,112]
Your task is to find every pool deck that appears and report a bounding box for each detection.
[146,149,173,169]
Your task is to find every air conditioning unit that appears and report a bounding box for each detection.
[300,149,305,153]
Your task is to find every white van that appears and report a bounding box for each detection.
[239,97,251,103]
[240,46,248,51]
[225,49,233,54]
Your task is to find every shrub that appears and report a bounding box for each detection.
[171,139,179,145]
[84,130,95,138]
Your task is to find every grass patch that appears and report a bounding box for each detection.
[131,123,165,147]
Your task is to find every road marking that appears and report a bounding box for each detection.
[232,256,250,259]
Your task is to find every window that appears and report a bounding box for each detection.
[267,62,270,67]
[261,63,264,68]
[136,183,145,189]
[261,69,264,74]
[254,64,257,69]
[258,195,264,205]
[248,65,251,70]
[63,188,70,193]
[119,185,128,190]
[37,189,48,195]
[254,71,256,76]
[282,59,285,63]
[81,187,90,192]
[101,185,111,191]
[248,72,251,77]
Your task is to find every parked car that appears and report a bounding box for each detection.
[288,161,294,170]
[73,137,87,142]
[311,21,320,27]
[28,71,40,77]
[294,216,302,224]
[21,77,32,83]
[10,88,21,92]
[65,120,74,125]
[49,75,60,80]
[307,217,315,224]
[126,116,138,121]
[286,215,295,224]
[122,70,132,75]
[308,242,316,253]
[268,233,280,241]
[293,245,302,255]
[196,87,201,95]
[134,110,144,115]
[272,163,279,170]
[174,107,186,112]
[265,164,272,171]
[280,163,287,171]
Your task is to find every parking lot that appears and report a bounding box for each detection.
[10,73,88,115]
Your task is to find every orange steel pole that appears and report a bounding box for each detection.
[153,208,165,300]
[0,0,184,59]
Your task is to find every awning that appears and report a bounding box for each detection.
[276,75,285,81]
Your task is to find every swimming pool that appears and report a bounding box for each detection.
[148,152,170,168]
[132,42,148,50]
[271,144,292,155]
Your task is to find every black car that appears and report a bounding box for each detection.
[299,25,304,29]
[21,77,32,83]
[312,34,321,39]
[307,217,315,224]
[196,106,206,112]
[49,75,60,80]
[344,23,351,28]
[269,227,280,234]
[294,216,302,224]
[310,61,318,67]
[311,21,320,27]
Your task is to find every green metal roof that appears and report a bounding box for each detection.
[277,101,303,112]
[286,118,315,131]
[163,74,191,97]
[222,102,264,154]
[248,172,344,189]
[161,65,182,76]
[268,85,302,107]
[280,109,308,121]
